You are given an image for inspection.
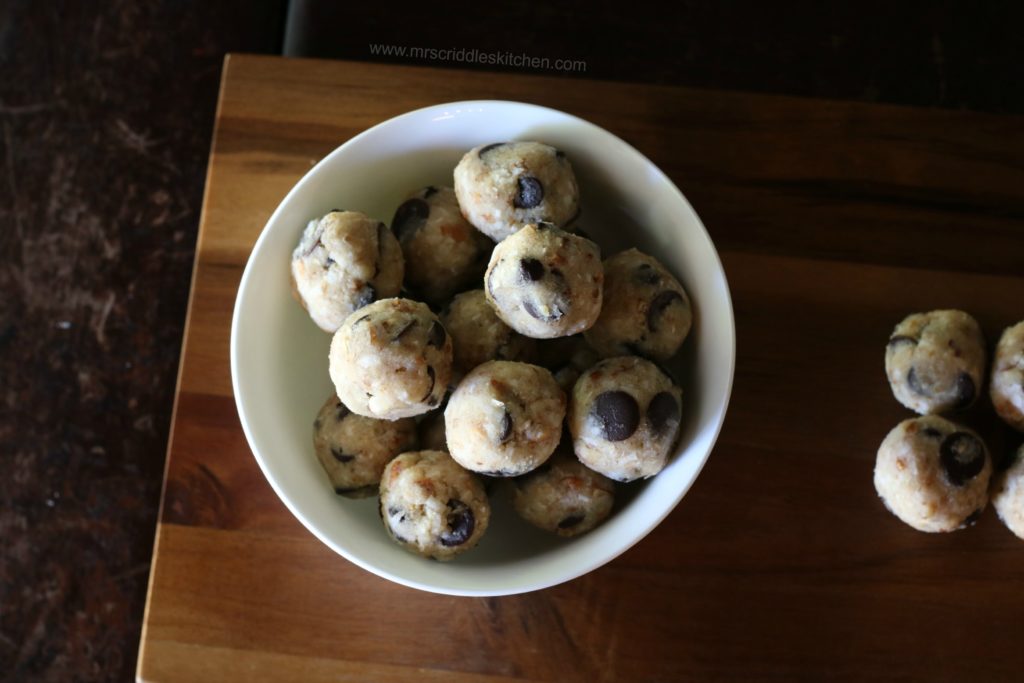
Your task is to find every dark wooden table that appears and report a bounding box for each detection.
[137,54,1024,681]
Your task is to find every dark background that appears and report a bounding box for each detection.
[1,1,1021,680]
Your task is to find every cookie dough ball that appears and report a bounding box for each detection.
[569,356,683,482]
[312,395,417,497]
[379,450,490,560]
[512,449,615,537]
[390,186,494,305]
[441,289,536,371]
[454,141,580,242]
[873,416,991,532]
[990,321,1024,431]
[992,444,1024,540]
[445,361,566,476]
[584,249,693,360]
[485,223,603,339]
[291,210,404,332]
[329,298,453,419]
[885,310,986,415]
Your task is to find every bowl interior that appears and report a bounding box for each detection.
[231,101,735,596]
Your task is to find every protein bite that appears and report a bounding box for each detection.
[485,223,603,339]
[569,356,683,482]
[990,321,1024,431]
[873,415,991,532]
[992,444,1024,540]
[885,310,986,415]
[445,361,566,476]
[454,141,580,242]
[584,249,693,360]
[312,395,417,497]
[390,186,494,305]
[291,210,404,332]
[329,298,453,420]
[512,449,615,537]
[379,450,490,560]
[441,289,536,372]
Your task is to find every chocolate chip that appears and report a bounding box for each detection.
[387,506,401,517]
[954,372,976,410]
[647,291,684,333]
[964,509,983,526]
[354,284,376,309]
[523,299,564,322]
[921,426,943,439]
[634,263,661,285]
[519,257,545,282]
[391,319,416,342]
[557,514,584,529]
[335,402,349,420]
[478,142,507,157]
[592,391,640,441]
[647,391,680,435]
[354,314,371,325]
[423,185,438,198]
[439,499,475,546]
[514,176,544,209]
[940,432,986,486]
[887,335,918,347]
[325,256,335,267]
[906,367,931,397]
[421,366,436,402]
[427,320,447,348]
[498,408,513,443]
[331,448,355,463]
[391,198,430,241]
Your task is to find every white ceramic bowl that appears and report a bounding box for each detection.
[231,100,735,596]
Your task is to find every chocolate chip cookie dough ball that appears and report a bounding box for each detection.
[990,321,1024,431]
[329,298,453,420]
[379,450,490,560]
[390,186,494,305]
[485,223,603,339]
[312,395,417,497]
[445,361,566,476]
[885,310,986,415]
[873,416,991,532]
[569,356,683,482]
[454,141,580,242]
[291,210,404,332]
[441,289,536,371]
[512,449,615,537]
[584,249,693,360]
[992,444,1024,540]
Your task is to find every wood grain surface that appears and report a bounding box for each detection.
[137,54,1024,682]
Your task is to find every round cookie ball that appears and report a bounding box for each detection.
[445,360,566,476]
[291,210,404,332]
[379,450,490,560]
[441,289,536,371]
[584,249,693,361]
[884,310,986,415]
[454,141,580,242]
[312,395,417,498]
[873,415,991,532]
[390,186,494,305]
[329,298,453,420]
[485,223,603,339]
[990,321,1024,432]
[512,448,615,537]
[992,444,1024,540]
[568,356,683,482]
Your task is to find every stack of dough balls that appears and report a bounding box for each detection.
[876,311,1024,539]
[289,140,695,561]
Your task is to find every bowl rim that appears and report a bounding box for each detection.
[230,99,736,596]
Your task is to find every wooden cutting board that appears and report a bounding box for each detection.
[137,54,1024,682]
